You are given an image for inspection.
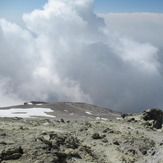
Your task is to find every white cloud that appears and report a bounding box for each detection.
[100,13,163,48]
[0,77,23,107]
[0,0,163,112]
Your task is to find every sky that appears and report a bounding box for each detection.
[0,0,163,24]
[0,0,163,113]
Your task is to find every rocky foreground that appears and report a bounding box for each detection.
[0,104,163,163]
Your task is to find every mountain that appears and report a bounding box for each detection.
[0,102,122,120]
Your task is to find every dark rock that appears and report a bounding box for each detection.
[103,128,114,133]
[113,141,120,145]
[121,113,128,119]
[1,146,23,160]
[0,141,7,145]
[0,133,6,137]
[139,147,149,155]
[151,151,156,156]
[60,119,65,123]
[142,109,163,129]
[92,133,101,139]
[127,118,136,122]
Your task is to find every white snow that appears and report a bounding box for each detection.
[116,117,123,120]
[85,111,92,115]
[64,110,68,112]
[36,104,43,106]
[0,108,55,118]
[95,117,108,120]
[26,102,33,105]
[101,118,108,121]
[96,117,101,120]
[70,113,74,115]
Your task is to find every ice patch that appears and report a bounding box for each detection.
[0,108,55,118]
[85,111,92,115]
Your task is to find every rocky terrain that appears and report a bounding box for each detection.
[0,102,163,163]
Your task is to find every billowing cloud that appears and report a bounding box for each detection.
[0,0,163,112]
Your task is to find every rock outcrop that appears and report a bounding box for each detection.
[141,109,163,129]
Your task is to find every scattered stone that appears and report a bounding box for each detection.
[102,138,108,143]
[65,148,81,158]
[85,154,93,161]
[65,136,79,149]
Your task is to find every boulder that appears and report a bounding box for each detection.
[141,109,163,129]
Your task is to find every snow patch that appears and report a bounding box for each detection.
[0,108,55,118]
[24,102,33,105]
[116,117,123,120]
[101,118,108,121]
[96,117,108,120]
[96,117,101,120]
[85,111,92,115]
[36,104,43,106]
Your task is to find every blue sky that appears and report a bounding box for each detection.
[0,0,162,25]
[95,0,163,13]
[0,0,163,17]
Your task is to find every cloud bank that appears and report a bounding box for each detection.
[100,13,163,48]
[0,0,163,112]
